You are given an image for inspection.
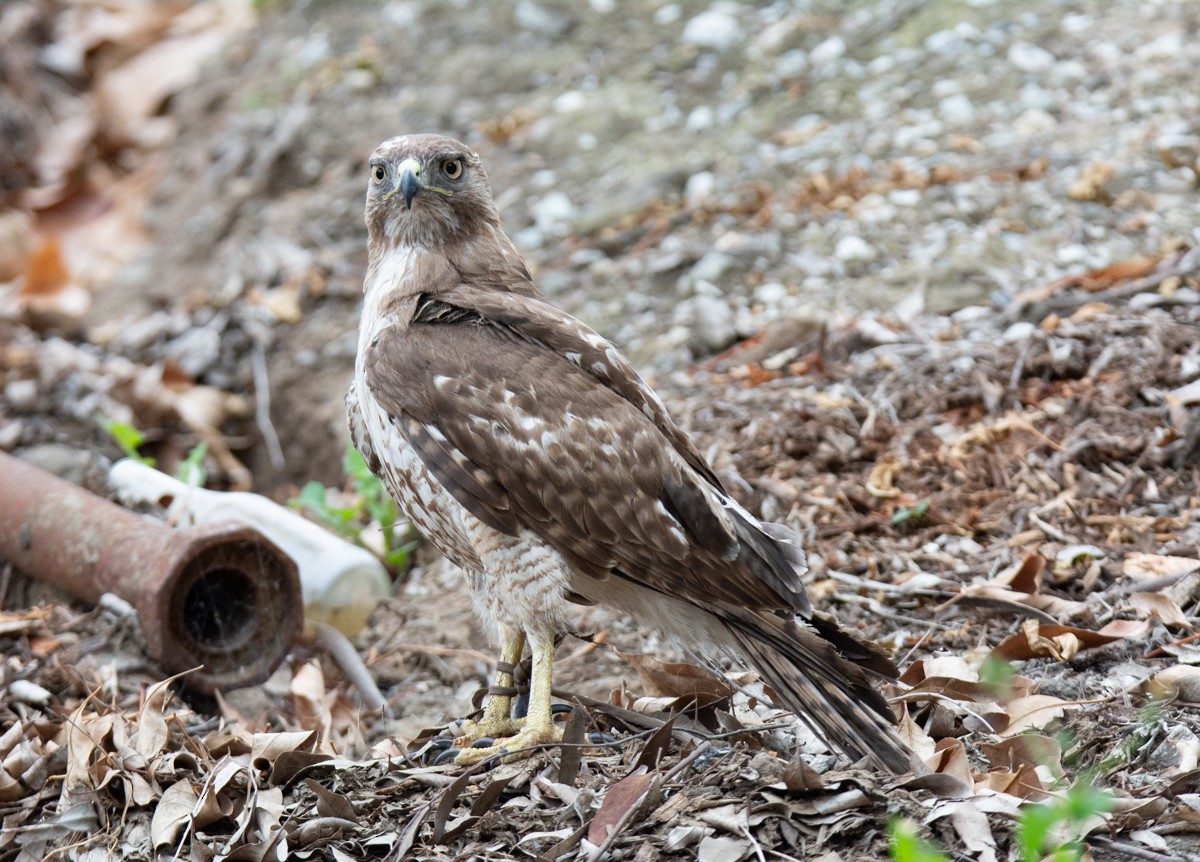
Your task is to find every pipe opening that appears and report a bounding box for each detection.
[182,566,257,650]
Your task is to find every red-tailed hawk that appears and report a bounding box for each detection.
[347,134,910,772]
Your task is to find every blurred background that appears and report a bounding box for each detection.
[1,0,1197,492]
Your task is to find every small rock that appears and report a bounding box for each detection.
[754,281,787,304]
[835,235,875,262]
[1136,31,1182,61]
[653,3,681,25]
[1018,82,1055,111]
[939,93,976,125]
[1008,41,1056,72]
[889,188,922,206]
[554,90,586,113]
[531,191,575,234]
[809,35,845,67]
[686,293,737,353]
[4,379,38,412]
[1002,321,1037,343]
[685,171,717,207]
[686,106,714,130]
[690,250,738,283]
[515,0,570,36]
[1013,108,1056,136]
[8,679,52,706]
[681,8,741,50]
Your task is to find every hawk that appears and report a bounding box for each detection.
[347,134,910,772]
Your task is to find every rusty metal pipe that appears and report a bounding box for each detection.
[0,451,302,692]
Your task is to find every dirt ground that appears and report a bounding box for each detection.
[3,0,1200,860]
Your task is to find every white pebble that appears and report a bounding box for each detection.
[939,93,976,125]
[554,90,586,113]
[835,235,875,262]
[654,3,681,25]
[532,192,575,233]
[1002,321,1037,343]
[684,171,717,207]
[681,9,741,50]
[8,679,52,706]
[809,35,846,67]
[1007,41,1056,72]
[1136,31,1182,60]
[686,106,714,130]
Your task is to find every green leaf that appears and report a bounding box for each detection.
[888,817,949,862]
[1016,802,1058,862]
[98,416,154,466]
[891,500,929,526]
[176,442,208,487]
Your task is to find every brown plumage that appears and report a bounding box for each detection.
[347,133,911,772]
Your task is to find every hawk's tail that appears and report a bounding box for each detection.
[719,607,912,774]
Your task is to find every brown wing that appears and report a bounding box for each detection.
[364,304,809,615]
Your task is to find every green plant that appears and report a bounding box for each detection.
[292,442,416,572]
[99,417,154,466]
[176,441,208,487]
[1015,782,1113,862]
[888,817,949,862]
[891,500,929,526]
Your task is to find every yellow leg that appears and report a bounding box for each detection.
[455,629,526,744]
[455,629,562,765]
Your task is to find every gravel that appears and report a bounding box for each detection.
[6,0,1200,488]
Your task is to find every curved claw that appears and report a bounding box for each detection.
[549,703,575,716]
[427,736,453,752]
[433,747,463,766]
[470,737,497,749]
[586,731,617,746]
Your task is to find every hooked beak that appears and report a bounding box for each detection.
[386,157,422,210]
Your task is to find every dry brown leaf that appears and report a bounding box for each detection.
[1142,666,1200,703]
[975,765,1047,800]
[1067,160,1114,202]
[251,730,319,772]
[291,660,334,752]
[979,735,1062,777]
[991,619,1150,662]
[927,799,998,862]
[1123,552,1200,581]
[1128,592,1193,630]
[616,650,734,706]
[12,237,91,328]
[697,835,752,862]
[97,31,225,147]
[929,738,973,789]
[894,707,937,762]
[588,769,653,845]
[151,778,197,848]
[997,695,1068,737]
[135,676,176,761]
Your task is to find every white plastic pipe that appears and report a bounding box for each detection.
[109,459,392,635]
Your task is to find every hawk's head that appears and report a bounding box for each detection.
[364,134,497,251]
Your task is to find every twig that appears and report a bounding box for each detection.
[312,622,388,714]
[371,642,497,666]
[251,341,286,469]
[1090,836,1198,862]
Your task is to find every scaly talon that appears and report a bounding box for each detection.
[452,723,563,765]
[454,629,562,766]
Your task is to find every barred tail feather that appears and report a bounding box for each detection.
[720,608,912,774]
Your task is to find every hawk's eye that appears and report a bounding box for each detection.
[371,164,386,184]
[442,158,464,180]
